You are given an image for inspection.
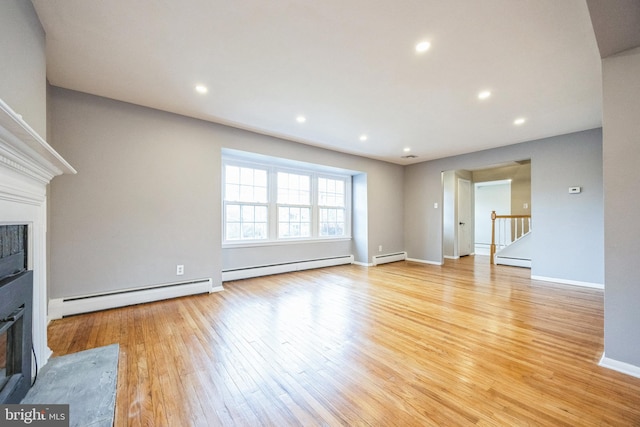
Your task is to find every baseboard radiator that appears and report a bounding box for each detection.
[372,251,407,266]
[48,278,220,320]
[222,255,354,282]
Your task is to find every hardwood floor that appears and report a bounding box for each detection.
[47,256,640,426]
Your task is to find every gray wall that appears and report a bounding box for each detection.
[49,89,221,297]
[0,0,46,136]
[405,128,604,285]
[48,88,404,298]
[602,46,640,366]
[351,173,368,263]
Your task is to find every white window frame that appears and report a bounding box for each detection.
[223,161,270,243]
[317,175,348,238]
[276,170,312,239]
[222,156,352,247]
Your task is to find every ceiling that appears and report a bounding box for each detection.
[32,0,603,165]
[586,0,640,58]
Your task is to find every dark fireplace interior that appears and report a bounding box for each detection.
[0,225,33,404]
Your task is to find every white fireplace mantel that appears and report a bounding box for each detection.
[0,97,76,367]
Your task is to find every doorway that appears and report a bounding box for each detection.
[474,180,511,255]
[441,160,531,262]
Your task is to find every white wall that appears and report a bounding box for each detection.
[474,181,511,246]
[405,128,604,285]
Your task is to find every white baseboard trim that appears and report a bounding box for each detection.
[475,247,491,256]
[599,353,640,378]
[353,261,373,267]
[496,257,531,268]
[48,278,218,320]
[443,255,459,260]
[531,275,604,289]
[222,255,354,282]
[406,257,443,266]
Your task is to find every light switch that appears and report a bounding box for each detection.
[569,187,581,194]
[434,202,438,209]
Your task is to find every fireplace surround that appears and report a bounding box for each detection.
[0,97,75,394]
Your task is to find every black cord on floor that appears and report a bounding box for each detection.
[31,342,38,386]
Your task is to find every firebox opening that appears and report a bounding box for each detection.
[0,225,32,404]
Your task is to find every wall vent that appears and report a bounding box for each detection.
[222,255,354,282]
[372,252,407,266]
[49,278,219,320]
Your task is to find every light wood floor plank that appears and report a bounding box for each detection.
[48,256,640,426]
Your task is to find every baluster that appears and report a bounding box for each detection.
[506,218,510,245]
[518,217,522,239]
[502,218,507,248]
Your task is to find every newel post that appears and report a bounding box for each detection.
[490,211,497,264]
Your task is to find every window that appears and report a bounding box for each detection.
[223,157,351,244]
[277,172,311,238]
[318,177,346,237]
[224,165,268,241]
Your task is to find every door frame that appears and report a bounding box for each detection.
[457,178,472,257]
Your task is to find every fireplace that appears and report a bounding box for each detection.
[0,224,33,404]
[0,98,75,402]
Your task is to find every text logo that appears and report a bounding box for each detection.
[0,405,69,426]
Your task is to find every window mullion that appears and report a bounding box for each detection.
[312,174,318,237]
[269,167,277,240]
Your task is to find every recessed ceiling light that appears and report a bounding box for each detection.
[403,147,411,152]
[478,90,491,100]
[415,41,431,53]
[296,115,306,123]
[359,134,368,142]
[514,117,526,126]
[195,85,208,94]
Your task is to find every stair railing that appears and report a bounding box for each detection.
[490,211,531,264]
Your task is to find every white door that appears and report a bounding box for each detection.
[457,179,472,257]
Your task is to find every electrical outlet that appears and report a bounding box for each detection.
[176,264,184,275]
[378,245,383,252]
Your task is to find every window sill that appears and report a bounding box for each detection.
[222,236,352,249]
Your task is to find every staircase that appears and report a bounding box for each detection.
[490,211,532,268]
[494,231,532,267]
